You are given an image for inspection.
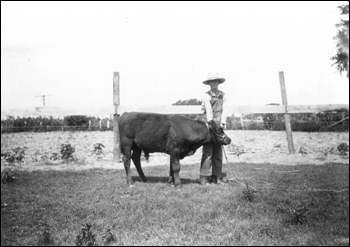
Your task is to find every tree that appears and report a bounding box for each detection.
[172,98,203,121]
[64,115,89,128]
[172,98,202,105]
[331,3,349,77]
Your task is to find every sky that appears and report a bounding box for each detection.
[1,1,349,111]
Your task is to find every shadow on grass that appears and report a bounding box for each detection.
[131,176,198,185]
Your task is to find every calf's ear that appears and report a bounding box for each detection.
[208,120,216,125]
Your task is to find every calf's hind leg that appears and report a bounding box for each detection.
[168,162,174,184]
[132,146,147,182]
[121,144,133,186]
[170,154,181,187]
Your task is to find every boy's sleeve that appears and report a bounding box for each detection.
[202,93,213,122]
[221,92,229,126]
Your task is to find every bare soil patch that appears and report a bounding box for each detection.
[1,130,348,173]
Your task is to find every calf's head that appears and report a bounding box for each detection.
[207,120,231,145]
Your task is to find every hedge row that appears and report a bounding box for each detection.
[1,112,348,133]
[1,116,112,133]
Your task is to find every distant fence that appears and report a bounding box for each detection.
[2,104,349,117]
[1,110,348,133]
[1,117,113,133]
[0,125,111,133]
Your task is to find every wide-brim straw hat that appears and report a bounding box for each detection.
[202,72,226,85]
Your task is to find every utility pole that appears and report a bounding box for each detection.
[278,72,295,154]
[35,95,52,107]
[113,72,121,161]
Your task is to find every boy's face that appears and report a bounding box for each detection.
[208,80,219,90]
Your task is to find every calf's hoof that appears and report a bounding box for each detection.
[174,179,181,187]
[126,181,134,187]
[174,183,182,189]
[168,176,174,184]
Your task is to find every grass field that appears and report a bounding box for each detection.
[1,162,349,246]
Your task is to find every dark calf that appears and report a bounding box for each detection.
[118,112,231,186]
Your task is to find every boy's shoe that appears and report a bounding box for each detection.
[209,175,218,184]
[210,175,228,185]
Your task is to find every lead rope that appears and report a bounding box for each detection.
[222,145,231,183]
[222,145,229,164]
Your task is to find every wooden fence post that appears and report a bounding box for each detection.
[279,71,295,154]
[113,72,121,161]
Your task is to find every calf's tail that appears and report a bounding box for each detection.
[143,152,150,162]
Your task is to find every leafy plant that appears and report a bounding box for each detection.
[288,203,309,225]
[1,202,8,210]
[75,223,97,246]
[50,152,61,161]
[2,147,26,164]
[60,144,75,162]
[101,228,116,245]
[299,147,307,155]
[37,228,54,246]
[40,154,49,160]
[2,151,16,164]
[228,144,245,158]
[319,147,335,156]
[241,182,258,202]
[337,143,349,156]
[1,171,16,184]
[93,143,105,159]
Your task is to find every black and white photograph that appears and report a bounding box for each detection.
[1,1,349,246]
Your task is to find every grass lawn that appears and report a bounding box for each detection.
[1,162,349,246]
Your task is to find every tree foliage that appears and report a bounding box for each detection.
[331,3,349,77]
[172,98,204,121]
[64,115,89,127]
[172,98,202,105]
